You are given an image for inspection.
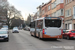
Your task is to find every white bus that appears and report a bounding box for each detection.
[30,17,63,40]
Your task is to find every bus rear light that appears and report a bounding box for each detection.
[61,29,63,35]
[42,29,45,34]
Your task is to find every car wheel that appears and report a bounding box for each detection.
[5,38,9,42]
[67,36,70,40]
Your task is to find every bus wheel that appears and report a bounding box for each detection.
[38,33,43,40]
[33,33,36,37]
[54,38,57,40]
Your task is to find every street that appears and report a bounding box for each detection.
[0,30,75,50]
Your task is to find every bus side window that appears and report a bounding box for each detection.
[31,22,35,28]
[37,20,43,29]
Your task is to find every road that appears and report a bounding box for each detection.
[0,30,75,50]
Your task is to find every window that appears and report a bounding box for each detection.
[37,20,43,29]
[68,0,69,3]
[73,6,75,19]
[65,0,67,4]
[65,9,71,17]
[48,15,50,17]
[48,6,50,10]
[52,2,56,9]
[30,22,35,28]
[45,19,61,27]
[70,0,72,2]
[42,10,44,14]
[65,31,69,33]
[61,9,63,16]
[71,31,75,33]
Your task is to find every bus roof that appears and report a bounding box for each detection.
[34,17,62,21]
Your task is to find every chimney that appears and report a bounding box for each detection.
[42,3,44,5]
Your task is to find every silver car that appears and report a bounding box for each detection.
[0,30,9,42]
[12,27,19,33]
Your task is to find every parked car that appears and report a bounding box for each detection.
[12,27,19,33]
[24,27,30,31]
[0,30,9,42]
[62,30,75,40]
[18,27,22,30]
[27,27,30,31]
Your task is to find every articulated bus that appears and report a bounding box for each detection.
[30,17,63,40]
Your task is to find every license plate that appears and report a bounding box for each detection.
[0,38,4,40]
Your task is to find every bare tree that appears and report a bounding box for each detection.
[26,14,31,25]
[0,0,24,28]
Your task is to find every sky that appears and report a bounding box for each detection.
[8,0,50,20]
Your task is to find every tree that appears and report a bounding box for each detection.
[26,14,31,25]
[0,0,24,28]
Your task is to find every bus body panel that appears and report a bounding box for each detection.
[45,28,61,36]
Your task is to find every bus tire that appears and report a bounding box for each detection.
[54,38,57,40]
[38,33,43,40]
[33,32,36,37]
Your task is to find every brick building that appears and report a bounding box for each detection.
[41,1,52,17]
[51,0,64,18]
[41,0,64,18]
[64,0,75,30]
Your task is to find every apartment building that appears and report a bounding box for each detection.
[64,0,75,30]
[41,1,52,17]
[41,0,64,18]
[37,5,42,18]
[51,0,64,18]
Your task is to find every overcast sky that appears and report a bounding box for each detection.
[8,0,50,20]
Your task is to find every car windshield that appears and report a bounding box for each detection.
[45,19,61,27]
[63,30,66,33]
[71,31,75,33]
[0,31,7,34]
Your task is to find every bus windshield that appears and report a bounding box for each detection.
[45,19,61,27]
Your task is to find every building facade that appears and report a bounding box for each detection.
[41,1,52,17]
[64,0,75,30]
[41,0,64,18]
[51,0,64,18]
[37,5,42,18]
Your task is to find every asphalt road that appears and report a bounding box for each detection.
[0,30,75,50]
